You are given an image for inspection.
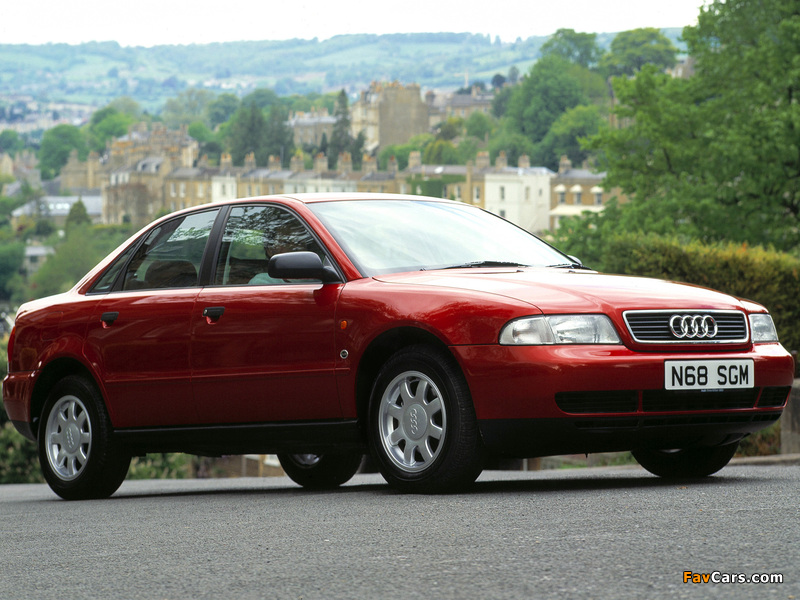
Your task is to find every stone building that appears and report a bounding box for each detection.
[288,109,335,148]
[549,155,626,230]
[100,124,200,224]
[104,156,173,224]
[350,82,430,152]
[484,155,554,234]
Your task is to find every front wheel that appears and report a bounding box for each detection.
[368,345,484,493]
[277,452,363,489]
[38,376,131,500]
[632,443,739,479]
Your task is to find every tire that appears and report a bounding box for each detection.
[368,345,484,493]
[277,452,363,489]
[38,376,131,500]
[632,442,739,479]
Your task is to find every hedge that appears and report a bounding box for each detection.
[593,234,800,355]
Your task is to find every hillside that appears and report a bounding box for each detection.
[0,30,685,111]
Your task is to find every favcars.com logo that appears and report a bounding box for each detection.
[683,571,784,584]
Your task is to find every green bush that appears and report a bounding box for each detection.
[0,422,43,484]
[584,234,800,355]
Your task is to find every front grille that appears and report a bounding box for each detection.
[642,389,758,412]
[623,310,748,344]
[758,386,791,407]
[555,391,637,414]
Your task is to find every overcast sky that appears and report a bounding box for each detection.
[2,0,708,47]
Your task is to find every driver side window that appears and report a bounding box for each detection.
[214,205,326,286]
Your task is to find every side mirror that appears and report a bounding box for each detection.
[267,251,341,284]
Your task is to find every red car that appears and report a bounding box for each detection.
[3,194,794,499]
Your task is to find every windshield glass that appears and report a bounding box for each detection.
[308,199,569,276]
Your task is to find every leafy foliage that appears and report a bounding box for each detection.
[12,223,133,304]
[599,28,678,76]
[87,106,136,152]
[540,29,603,69]
[161,88,216,128]
[585,0,800,252]
[328,90,356,169]
[506,56,587,142]
[38,125,87,180]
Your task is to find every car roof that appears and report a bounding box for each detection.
[265,192,461,205]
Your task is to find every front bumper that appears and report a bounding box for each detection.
[3,372,37,441]
[452,342,793,456]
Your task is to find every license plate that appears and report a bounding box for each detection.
[664,359,754,390]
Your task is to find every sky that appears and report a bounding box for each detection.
[1,0,708,47]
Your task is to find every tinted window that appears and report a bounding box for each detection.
[89,244,136,293]
[214,205,325,286]
[121,210,219,290]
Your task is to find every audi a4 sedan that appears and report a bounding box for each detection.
[3,194,794,499]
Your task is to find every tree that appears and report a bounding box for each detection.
[599,28,678,77]
[491,86,514,118]
[488,124,535,167]
[506,56,586,143]
[423,139,460,164]
[328,90,353,169]
[161,88,216,128]
[0,241,24,299]
[15,223,132,304]
[465,111,495,140]
[242,88,281,110]
[108,96,143,120]
[87,106,135,152]
[378,134,434,171]
[263,105,295,167]
[65,199,91,230]
[533,104,605,171]
[540,29,603,69]
[0,130,24,155]
[227,103,267,166]
[579,0,800,252]
[436,117,462,141]
[206,93,241,128]
[38,124,87,179]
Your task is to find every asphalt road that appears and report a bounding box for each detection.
[1,464,797,600]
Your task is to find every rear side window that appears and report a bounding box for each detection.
[121,210,219,290]
[90,244,136,294]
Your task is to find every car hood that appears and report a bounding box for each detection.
[372,268,750,315]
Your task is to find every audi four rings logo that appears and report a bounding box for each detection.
[669,314,718,339]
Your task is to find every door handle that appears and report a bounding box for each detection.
[101,312,119,328]
[202,306,225,322]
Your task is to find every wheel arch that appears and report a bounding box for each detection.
[354,326,462,435]
[30,357,101,438]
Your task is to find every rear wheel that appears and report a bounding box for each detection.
[368,345,484,493]
[38,376,131,500]
[277,452,363,489]
[632,443,739,479]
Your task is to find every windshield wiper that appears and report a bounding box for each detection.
[440,260,531,270]
[548,262,592,270]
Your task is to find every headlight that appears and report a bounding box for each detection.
[749,314,779,343]
[499,315,621,345]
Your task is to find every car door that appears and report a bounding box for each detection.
[191,204,342,424]
[84,208,220,427]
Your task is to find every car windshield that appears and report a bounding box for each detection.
[308,199,570,276]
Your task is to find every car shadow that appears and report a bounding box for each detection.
[99,468,770,501]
